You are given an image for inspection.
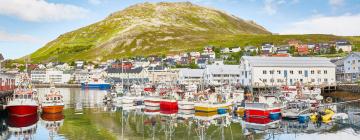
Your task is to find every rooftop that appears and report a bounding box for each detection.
[205,64,241,74]
[242,56,335,67]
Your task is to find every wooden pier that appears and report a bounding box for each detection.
[336,84,360,93]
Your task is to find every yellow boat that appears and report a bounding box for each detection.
[236,107,245,116]
[195,111,218,117]
[322,109,335,123]
[194,102,232,112]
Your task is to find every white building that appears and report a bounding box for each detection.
[31,69,71,84]
[204,64,241,85]
[240,56,336,87]
[178,68,205,85]
[336,40,352,52]
[334,52,360,82]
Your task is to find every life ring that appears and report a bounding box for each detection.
[325,97,333,103]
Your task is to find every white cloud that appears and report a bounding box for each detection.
[0,0,88,22]
[0,30,40,43]
[329,0,344,7]
[281,13,360,36]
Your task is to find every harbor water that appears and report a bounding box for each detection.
[1,88,360,140]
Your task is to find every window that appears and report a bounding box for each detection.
[263,70,267,74]
[263,79,267,82]
[311,70,315,74]
[353,60,356,64]
[277,79,282,82]
[317,70,321,74]
[348,61,350,63]
[324,78,328,82]
[298,70,302,74]
[277,70,281,74]
[324,70,328,74]
[311,79,315,82]
[290,70,294,74]
[270,79,274,83]
[270,70,274,74]
[318,79,321,82]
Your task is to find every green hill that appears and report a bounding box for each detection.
[25,2,270,63]
[23,2,360,63]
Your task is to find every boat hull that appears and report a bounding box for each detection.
[160,100,178,110]
[144,100,160,107]
[81,83,111,89]
[7,105,38,117]
[245,108,281,118]
[42,105,64,114]
[7,113,38,128]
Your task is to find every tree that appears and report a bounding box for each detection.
[338,48,343,53]
[70,61,75,66]
[329,46,337,54]
[289,46,295,55]
[250,50,257,56]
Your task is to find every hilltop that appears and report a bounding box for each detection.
[26,2,270,63]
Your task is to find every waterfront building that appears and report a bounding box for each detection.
[334,52,360,82]
[147,65,178,83]
[239,56,336,87]
[0,73,15,91]
[204,64,241,85]
[178,68,205,85]
[73,69,90,83]
[30,69,71,84]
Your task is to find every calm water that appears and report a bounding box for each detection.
[0,88,359,140]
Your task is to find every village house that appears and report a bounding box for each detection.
[239,56,336,87]
[297,44,309,56]
[334,52,360,82]
[105,67,148,84]
[202,46,216,59]
[336,40,352,52]
[261,43,275,54]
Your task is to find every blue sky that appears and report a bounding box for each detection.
[0,0,360,59]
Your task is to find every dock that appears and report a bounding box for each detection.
[336,84,360,93]
[33,83,81,88]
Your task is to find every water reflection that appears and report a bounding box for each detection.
[0,88,359,140]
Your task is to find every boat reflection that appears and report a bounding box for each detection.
[40,113,65,139]
[6,114,38,139]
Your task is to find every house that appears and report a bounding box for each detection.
[197,59,207,69]
[221,48,230,53]
[178,68,205,85]
[72,69,90,83]
[147,66,178,83]
[75,61,84,69]
[178,57,190,65]
[204,64,241,85]
[335,52,360,82]
[244,46,258,52]
[202,46,216,59]
[308,43,316,49]
[297,45,309,56]
[319,43,331,54]
[336,40,352,52]
[105,67,148,84]
[190,52,201,58]
[111,60,133,69]
[288,40,301,48]
[239,56,336,87]
[230,47,241,53]
[261,43,275,54]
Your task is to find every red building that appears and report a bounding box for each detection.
[0,73,16,91]
[297,45,309,56]
[111,61,133,69]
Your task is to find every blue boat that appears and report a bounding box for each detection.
[269,112,281,120]
[298,114,310,123]
[81,78,111,90]
[217,108,228,114]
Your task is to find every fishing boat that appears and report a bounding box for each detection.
[144,96,161,107]
[160,99,178,110]
[281,101,311,119]
[41,86,64,113]
[81,77,111,89]
[6,76,38,117]
[245,95,282,118]
[178,101,195,110]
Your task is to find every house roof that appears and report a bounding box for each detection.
[147,65,166,71]
[106,67,143,74]
[242,56,335,67]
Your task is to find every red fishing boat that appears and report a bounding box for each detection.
[245,95,282,118]
[7,113,38,128]
[6,88,38,117]
[160,99,178,110]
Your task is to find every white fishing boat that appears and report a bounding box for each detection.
[281,101,311,119]
[178,100,195,110]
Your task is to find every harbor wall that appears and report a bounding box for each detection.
[33,83,81,88]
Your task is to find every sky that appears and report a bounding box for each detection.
[0,0,360,59]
